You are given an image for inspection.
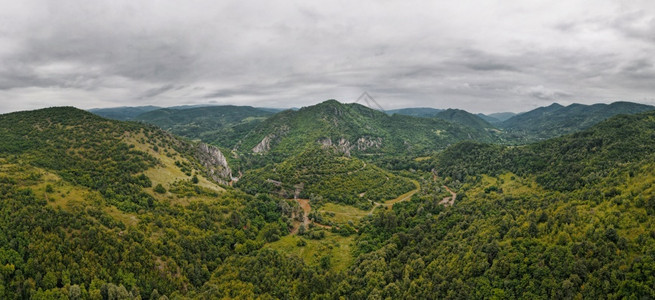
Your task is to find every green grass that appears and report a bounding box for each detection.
[266,232,355,271]
[124,132,224,205]
[319,203,369,225]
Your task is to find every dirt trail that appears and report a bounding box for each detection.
[290,198,311,234]
[290,198,332,234]
[368,180,420,215]
[432,169,456,207]
[439,185,456,206]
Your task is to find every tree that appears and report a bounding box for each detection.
[69,285,82,300]
[153,184,166,194]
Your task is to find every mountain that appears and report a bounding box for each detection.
[500,101,654,142]
[434,108,496,131]
[344,109,655,298]
[386,107,443,118]
[134,105,274,149]
[0,107,305,298]
[235,100,503,166]
[88,105,161,120]
[3,105,655,298]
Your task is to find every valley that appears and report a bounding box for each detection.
[1,100,654,299]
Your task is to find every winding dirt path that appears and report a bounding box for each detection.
[439,185,457,206]
[290,198,333,234]
[432,169,457,207]
[290,199,311,234]
[368,179,420,215]
[289,177,421,233]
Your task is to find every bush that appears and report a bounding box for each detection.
[154,184,166,194]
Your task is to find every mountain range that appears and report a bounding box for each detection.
[1,99,654,298]
[500,101,655,142]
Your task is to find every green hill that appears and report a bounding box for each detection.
[236,100,504,166]
[500,101,654,142]
[0,107,294,298]
[88,106,161,120]
[3,105,655,299]
[342,110,655,299]
[135,105,274,149]
[237,146,415,208]
[435,108,496,131]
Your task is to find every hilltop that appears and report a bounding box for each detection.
[235,100,503,165]
[434,108,496,131]
[0,107,295,298]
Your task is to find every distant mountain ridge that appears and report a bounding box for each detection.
[500,101,655,142]
[435,108,496,130]
[88,100,655,148]
[88,105,161,120]
[134,105,275,149]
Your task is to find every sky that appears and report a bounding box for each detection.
[0,0,654,114]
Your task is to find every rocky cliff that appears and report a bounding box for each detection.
[196,143,232,184]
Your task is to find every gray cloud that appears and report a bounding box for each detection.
[0,0,654,114]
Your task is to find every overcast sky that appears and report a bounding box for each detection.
[1,0,654,114]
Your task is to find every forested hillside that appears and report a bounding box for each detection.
[236,100,504,167]
[434,108,496,131]
[1,106,655,299]
[500,101,654,142]
[238,146,415,208]
[88,106,161,121]
[134,106,274,149]
[344,110,655,298]
[205,110,655,299]
[0,108,294,298]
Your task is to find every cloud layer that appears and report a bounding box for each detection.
[1,0,654,113]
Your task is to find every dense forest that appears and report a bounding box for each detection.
[1,104,654,299]
[237,146,415,208]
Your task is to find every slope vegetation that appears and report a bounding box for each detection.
[238,146,415,208]
[0,107,293,298]
[237,100,503,165]
[135,105,274,149]
[501,101,654,142]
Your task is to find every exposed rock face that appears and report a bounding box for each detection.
[336,138,352,156]
[318,137,351,155]
[356,137,382,151]
[253,134,273,153]
[318,138,333,147]
[317,137,381,156]
[251,125,289,154]
[196,143,232,184]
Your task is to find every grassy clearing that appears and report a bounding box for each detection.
[414,156,432,162]
[266,232,355,272]
[319,203,369,225]
[0,161,141,228]
[123,132,224,204]
[465,172,540,198]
